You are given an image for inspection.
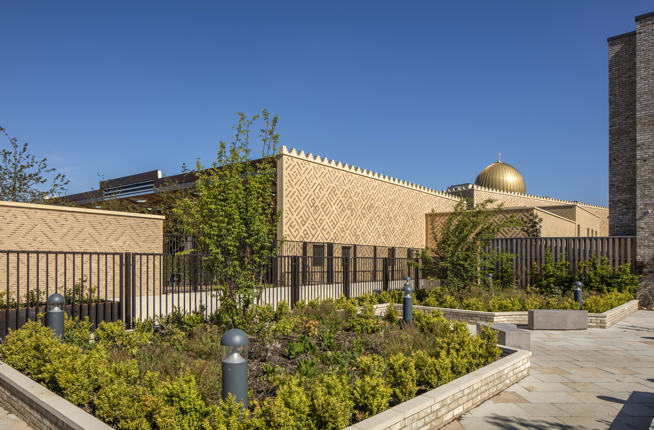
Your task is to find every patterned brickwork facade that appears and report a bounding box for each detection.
[636,14,654,301]
[447,186,609,235]
[277,147,460,248]
[427,207,588,248]
[609,32,637,236]
[0,202,163,301]
[0,201,163,253]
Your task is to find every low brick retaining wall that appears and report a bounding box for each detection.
[0,361,111,430]
[379,300,638,329]
[587,299,639,328]
[344,346,531,430]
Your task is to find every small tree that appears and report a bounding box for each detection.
[522,212,543,237]
[176,110,281,328]
[0,126,69,203]
[418,199,522,303]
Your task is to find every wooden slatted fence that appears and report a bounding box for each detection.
[488,237,636,288]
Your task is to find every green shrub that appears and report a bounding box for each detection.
[356,354,387,379]
[522,297,542,311]
[529,249,575,295]
[386,353,417,403]
[461,298,485,311]
[413,309,446,333]
[276,378,310,428]
[353,375,392,418]
[309,373,354,430]
[583,291,634,313]
[487,297,521,312]
[95,321,126,345]
[382,305,399,324]
[63,315,93,348]
[611,264,640,294]
[412,349,453,389]
[275,300,291,321]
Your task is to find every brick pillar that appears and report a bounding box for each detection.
[608,31,637,236]
[636,12,654,306]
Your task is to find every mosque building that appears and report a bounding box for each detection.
[64,146,609,257]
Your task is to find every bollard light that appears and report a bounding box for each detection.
[574,281,583,310]
[487,273,494,297]
[403,276,413,324]
[221,328,249,410]
[46,293,65,342]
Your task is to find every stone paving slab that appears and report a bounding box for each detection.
[456,310,654,430]
[0,404,31,430]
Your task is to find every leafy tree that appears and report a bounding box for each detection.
[176,110,282,328]
[0,126,69,203]
[418,199,522,303]
[522,212,543,237]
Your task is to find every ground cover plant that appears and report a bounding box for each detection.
[0,296,502,430]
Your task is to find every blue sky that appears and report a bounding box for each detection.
[1,1,651,206]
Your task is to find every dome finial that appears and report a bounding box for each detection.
[498,152,501,162]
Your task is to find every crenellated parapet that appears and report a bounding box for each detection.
[279,146,460,201]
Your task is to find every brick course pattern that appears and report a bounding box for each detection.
[277,147,459,248]
[587,299,639,328]
[344,348,531,430]
[448,186,609,236]
[0,201,163,253]
[636,15,654,302]
[0,201,164,301]
[0,361,111,430]
[609,32,638,237]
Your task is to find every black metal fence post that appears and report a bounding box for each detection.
[124,252,132,329]
[352,245,358,284]
[383,258,389,292]
[373,246,377,282]
[343,256,351,299]
[327,243,334,284]
[291,256,300,306]
[302,242,308,286]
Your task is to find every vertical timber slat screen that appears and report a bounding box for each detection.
[486,237,636,288]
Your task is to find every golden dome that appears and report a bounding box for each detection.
[474,155,526,194]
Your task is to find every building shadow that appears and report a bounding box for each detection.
[472,392,653,430]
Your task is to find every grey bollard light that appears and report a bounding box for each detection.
[487,273,494,297]
[403,276,413,324]
[221,328,249,410]
[46,293,65,342]
[574,281,583,310]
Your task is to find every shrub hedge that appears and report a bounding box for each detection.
[0,298,502,430]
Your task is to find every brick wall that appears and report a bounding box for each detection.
[636,14,654,303]
[345,348,531,430]
[449,187,610,236]
[0,201,163,302]
[277,147,460,248]
[608,32,637,237]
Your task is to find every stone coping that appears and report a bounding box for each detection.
[374,299,639,329]
[0,200,165,219]
[0,361,111,430]
[344,346,531,430]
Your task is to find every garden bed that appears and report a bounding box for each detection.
[0,297,515,430]
[344,346,530,430]
[380,299,640,329]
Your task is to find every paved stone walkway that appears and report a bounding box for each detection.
[0,404,31,430]
[446,310,654,430]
